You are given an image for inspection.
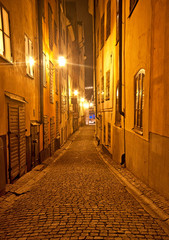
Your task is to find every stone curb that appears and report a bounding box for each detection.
[94,141,169,235]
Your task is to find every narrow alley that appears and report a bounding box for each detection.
[0,126,168,239]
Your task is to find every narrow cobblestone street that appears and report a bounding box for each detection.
[0,126,169,239]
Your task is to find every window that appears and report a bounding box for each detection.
[134,69,145,133]
[115,82,121,126]
[43,53,46,87]
[108,123,111,145]
[48,3,53,50]
[55,69,58,94]
[106,0,111,40]
[96,29,99,58]
[0,5,12,61]
[54,21,57,45]
[104,125,106,143]
[101,76,104,103]
[25,35,34,77]
[116,0,119,43]
[97,84,100,104]
[130,0,139,15]
[106,70,110,101]
[49,61,54,104]
[101,14,104,49]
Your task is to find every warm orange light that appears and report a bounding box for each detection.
[29,56,35,67]
[58,56,66,67]
[89,102,93,107]
[81,98,85,102]
[74,90,78,96]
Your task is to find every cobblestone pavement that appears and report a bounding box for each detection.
[0,126,169,239]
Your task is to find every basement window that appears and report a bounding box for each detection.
[0,4,12,61]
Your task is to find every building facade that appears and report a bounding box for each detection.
[89,0,169,199]
[0,0,86,192]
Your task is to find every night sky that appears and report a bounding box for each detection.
[76,0,93,99]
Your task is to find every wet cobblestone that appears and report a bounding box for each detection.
[0,126,169,239]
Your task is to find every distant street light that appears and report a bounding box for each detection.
[58,56,66,67]
[74,90,78,96]
[89,102,93,107]
[81,97,85,102]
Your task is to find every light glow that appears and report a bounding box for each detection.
[89,102,93,107]
[84,102,89,109]
[74,90,78,96]
[81,98,85,102]
[58,56,66,67]
[29,56,35,67]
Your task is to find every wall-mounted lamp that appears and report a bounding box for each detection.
[74,90,78,96]
[58,56,66,67]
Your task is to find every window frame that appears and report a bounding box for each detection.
[49,61,54,104]
[129,0,139,17]
[105,70,110,101]
[106,0,111,40]
[25,34,34,78]
[100,13,104,49]
[134,69,145,134]
[101,76,104,103]
[48,3,53,50]
[0,3,12,62]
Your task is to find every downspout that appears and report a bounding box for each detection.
[119,0,126,166]
[38,0,43,123]
[93,0,97,120]
[59,0,62,125]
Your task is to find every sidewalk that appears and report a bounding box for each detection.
[95,141,169,235]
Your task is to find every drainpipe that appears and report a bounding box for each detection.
[93,0,97,120]
[38,0,43,123]
[119,0,126,166]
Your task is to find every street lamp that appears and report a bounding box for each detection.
[74,90,78,96]
[58,56,66,67]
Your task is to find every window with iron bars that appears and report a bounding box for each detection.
[134,69,145,134]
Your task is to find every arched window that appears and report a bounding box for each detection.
[134,69,145,133]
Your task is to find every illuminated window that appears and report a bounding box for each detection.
[0,5,12,61]
[130,0,139,15]
[49,61,54,104]
[106,70,110,101]
[101,14,104,49]
[115,82,121,126]
[134,69,145,133]
[25,35,34,77]
[48,3,53,50]
[106,0,111,40]
[116,0,119,43]
[101,76,104,103]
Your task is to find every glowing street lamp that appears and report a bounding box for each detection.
[81,97,85,102]
[58,56,66,67]
[89,102,93,107]
[74,90,78,96]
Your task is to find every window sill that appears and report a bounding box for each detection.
[133,128,143,136]
[26,73,34,79]
[0,54,13,65]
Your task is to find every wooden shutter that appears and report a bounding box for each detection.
[19,106,26,176]
[50,117,55,155]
